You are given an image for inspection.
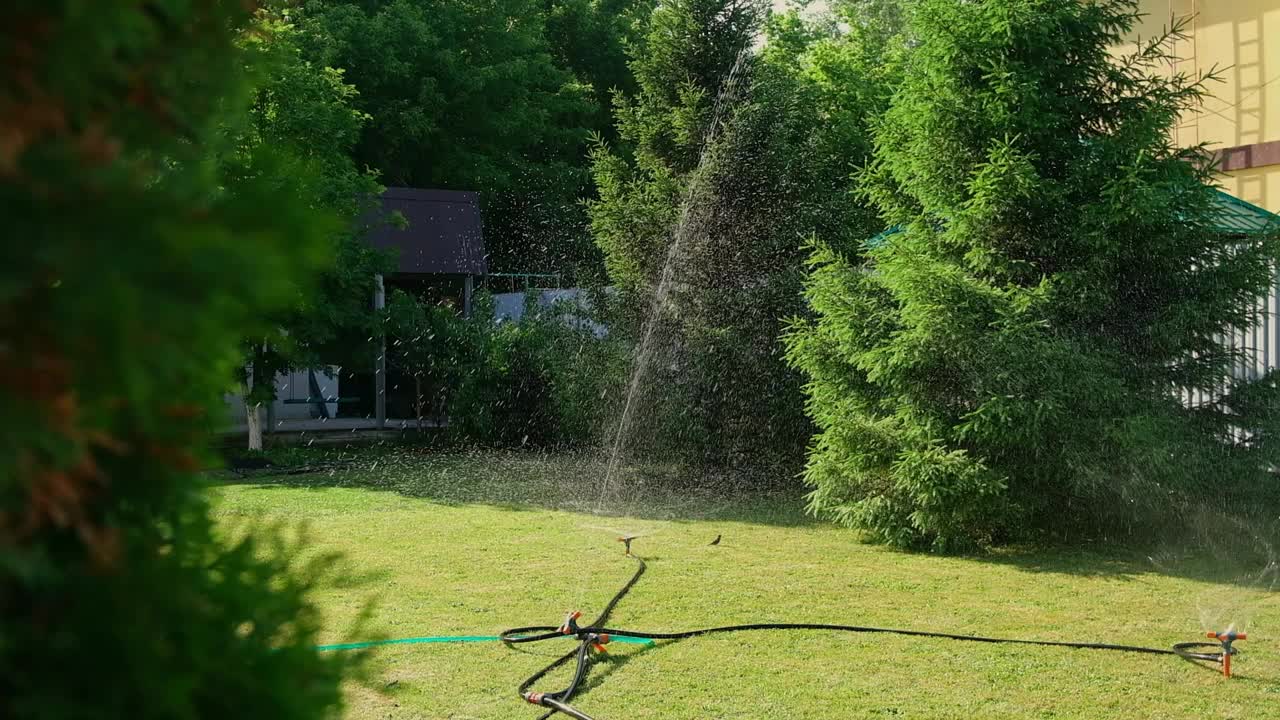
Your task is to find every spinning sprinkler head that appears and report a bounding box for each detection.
[1207,629,1247,678]
[617,535,637,556]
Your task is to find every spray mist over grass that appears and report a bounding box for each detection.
[595,45,756,511]
[226,444,804,526]
[1113,459,1280,635]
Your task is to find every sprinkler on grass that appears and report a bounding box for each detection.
[559,611,582,635]
[1207,629,1246,678]
[587,632,611,654]
[617,535,637,556]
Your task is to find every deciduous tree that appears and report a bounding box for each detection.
[297,0,599,274]
[223,16,393,450]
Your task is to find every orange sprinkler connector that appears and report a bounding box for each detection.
[591,633,611,653]
[524,691,546,705]
[559,611,582,635]
[1206,631,1246,678]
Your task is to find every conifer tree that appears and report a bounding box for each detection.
[589,0,768,295]
[590,1,894,466]
[2,3,355,716]
[788,0,1280,549]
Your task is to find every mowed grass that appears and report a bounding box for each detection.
[209,450,1280,719]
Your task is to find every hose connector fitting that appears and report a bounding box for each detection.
[589,633,611,653]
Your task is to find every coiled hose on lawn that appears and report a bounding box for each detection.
[500,548,1241,720]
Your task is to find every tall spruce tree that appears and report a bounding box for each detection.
[586,0,768,465]
[589,2,891,467]
[589,0,769,296]
[787,0,1280,549]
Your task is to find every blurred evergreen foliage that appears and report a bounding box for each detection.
[1,2,358,716]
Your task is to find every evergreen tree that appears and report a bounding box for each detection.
[589,2,889,467]
[2,3,354,717]
[787,0,1280,549]
[585,0,766,465]
[589,0,767,296]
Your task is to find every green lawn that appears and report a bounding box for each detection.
[210,450,1278,719]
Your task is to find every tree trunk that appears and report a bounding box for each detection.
[414,374,424,433]
[246,400,263,451]
[244,347,264,451]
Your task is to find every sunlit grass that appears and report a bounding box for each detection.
[210,450,1280,719]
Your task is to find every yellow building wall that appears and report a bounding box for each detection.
[1134,0,1280,213]
[1221,165,1280,215]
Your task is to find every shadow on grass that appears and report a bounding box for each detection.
[217,447,1280,588]
[941,537,1280,590]
[223,446,818,528]
[575,642,664,695]
[328,564,396,590]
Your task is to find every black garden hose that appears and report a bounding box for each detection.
[501,552,1233,720]
[1172,642,1230,663]
[503,553,648,720]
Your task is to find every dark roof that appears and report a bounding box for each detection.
[865,189,1279,249]
[362,188,487,275]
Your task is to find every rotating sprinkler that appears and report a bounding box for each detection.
[1211,629,1247,678]
[497,537,1258,720]
[558,611,582,635]
[1195,629,1247,678]
[616,535,636,556]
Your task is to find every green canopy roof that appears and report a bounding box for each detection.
[866,189,1279,249]
[1211,190,1280,236]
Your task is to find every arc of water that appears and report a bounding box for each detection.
[596,46,755,512]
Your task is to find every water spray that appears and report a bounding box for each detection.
[593,43,754,513]
[500,538,1257,720]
